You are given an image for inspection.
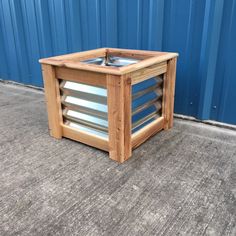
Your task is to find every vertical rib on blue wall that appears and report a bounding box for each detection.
[0,0,235,125]
[211,0,236,124]
[198,0,224,120]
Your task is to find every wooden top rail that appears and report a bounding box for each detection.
[39,48,178,75]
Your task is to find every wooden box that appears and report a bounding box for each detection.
[39,48,178,163]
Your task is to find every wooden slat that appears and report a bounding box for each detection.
[107,48,167,57]
[55,67,107,87]
[119,53,178,74]
[41,64,63,139]
[162,73,168,125]
[107,74,132,163]
[163,58,177,130]
[131,62,167,85]
[131,117,164,149]
[39,48,106,64]
[63,62,121,75]
[62,124,109,151]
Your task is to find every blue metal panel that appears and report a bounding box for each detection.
[0,0,235,124]
[211,0,236,124]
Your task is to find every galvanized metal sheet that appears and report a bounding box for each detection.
[61,76,162,134]
[82,56,140,67]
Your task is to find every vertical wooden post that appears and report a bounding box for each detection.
[163,58,177,130]
[107,74,132,163]
[41,64,63,139]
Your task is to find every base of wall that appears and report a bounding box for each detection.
[0,78,44,92]
[174,114,236,131]
[1,78,235,131]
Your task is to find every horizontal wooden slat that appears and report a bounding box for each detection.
[131,62,167,85]
[108,52,150,60]
[63,62,121,75]
[62,124,109,151]
[55,67,107,87]
[107,48,168,57]
[39,48,106,64]
[120,55,176,75]
[131,116,164,149]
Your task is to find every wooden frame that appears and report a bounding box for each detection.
[39,48,178,163]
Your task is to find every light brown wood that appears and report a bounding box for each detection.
[39,48,178,75]
[130,62,167,85]
[107,74,132,163]
[107,48,168,57]
[119,53,178,74]
[42,64,63,139]
[123,75,132,161]
[63,61,121,75]
[132,117,164,149]
[55,67,106,87]
[62,124,109,151]
[162,73,168,124]
[163,58,177,130]
[39,48,106,64]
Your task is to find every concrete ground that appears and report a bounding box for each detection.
[0,82,236,236]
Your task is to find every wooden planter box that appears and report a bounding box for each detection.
[39,48,178,163]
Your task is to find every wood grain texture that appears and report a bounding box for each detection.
[39,48,106,64]
[107,48,168,57]
[41,64,63,139]
[63,62,121,75]
[130,62,167,85]
[55,67,106,87]
[62,124,109,151]
[39,48,178,75]
[119,53,177,74]
[131,117,164,149]
[107,74,132,163]
[163,58,177,130]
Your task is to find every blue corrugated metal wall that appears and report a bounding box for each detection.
[0,0,236,125]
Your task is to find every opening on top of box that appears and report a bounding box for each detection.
[80,50,150,68]
[81,56,140,67]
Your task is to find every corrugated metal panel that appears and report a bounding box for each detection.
[0,0,235,125]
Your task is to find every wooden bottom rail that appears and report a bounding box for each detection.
[131,116,164,149]
[62,124,109,151]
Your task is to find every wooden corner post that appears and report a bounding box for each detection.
[163,58,177,130]
[107,74,132,163]
[41,64,63,139]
